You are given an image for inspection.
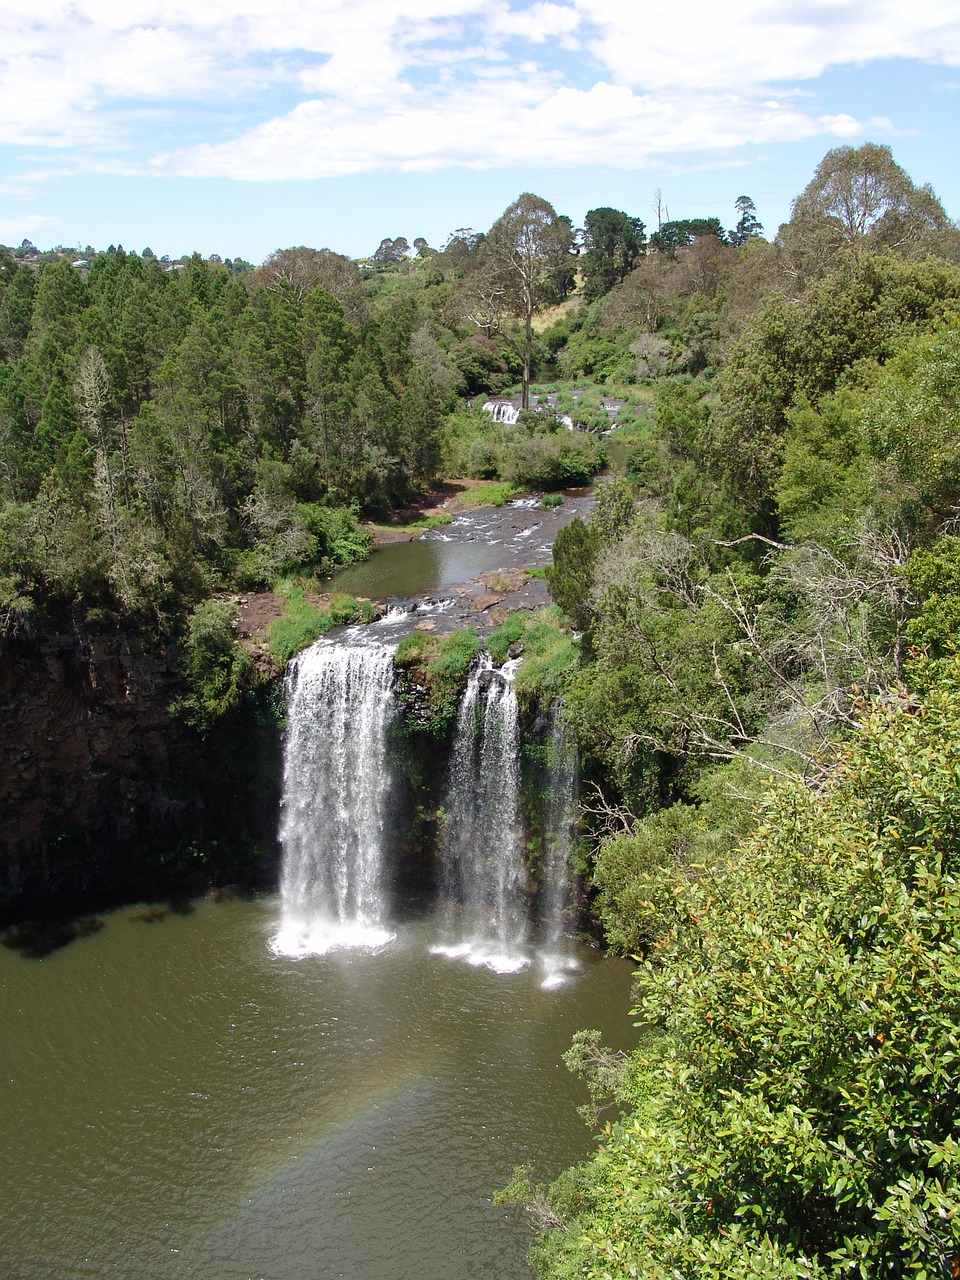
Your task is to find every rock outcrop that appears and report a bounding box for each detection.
[0,621,282,912]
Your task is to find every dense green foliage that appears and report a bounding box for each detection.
[506,145,960,1277]
[441,405,606,491]
[0,249,447,638]
[528,671,960,1278]
[170,599,251,732]
[486,606,579,709]
[265,584,374,662]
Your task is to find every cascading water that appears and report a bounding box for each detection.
[539,705,580,987]
[272,611,582,980]
[273,631,398,956]
[433,654,529,973]
[481,399,521,425]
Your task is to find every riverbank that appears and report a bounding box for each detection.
[232,483,594,648]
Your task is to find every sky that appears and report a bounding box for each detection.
[1,0,958,264]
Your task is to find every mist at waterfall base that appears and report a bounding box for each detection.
[273,620,583,987]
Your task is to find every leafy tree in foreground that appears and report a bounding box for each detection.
[527,664,960,1278]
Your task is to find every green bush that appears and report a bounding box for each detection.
[296,503,374,571]
[905,536,960,657]
[501,432,606,491]
[171,599,251,732]
[530,668,960,1277]
[482,607,579,708]
[440,400,606,492]
[512,608,579,707]
[486,612,527,664]
[265,584,334,660]
[329,593,361,625]
[458,479,519,506]
[265,584,372,662]
[394,629,428,665]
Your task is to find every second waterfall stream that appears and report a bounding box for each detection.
[273,620,579,981]
[432,653,527,972]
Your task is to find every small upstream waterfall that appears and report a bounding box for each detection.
[539,706,580,987]
[481,399,521,425]
[433,655,529,972]
[273,633,398,956]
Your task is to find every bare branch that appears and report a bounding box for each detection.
[711,533,790,551]
[580,781,638,836]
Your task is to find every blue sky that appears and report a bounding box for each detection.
[1,0,957,263]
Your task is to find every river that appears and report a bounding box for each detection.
[327,490,594,617]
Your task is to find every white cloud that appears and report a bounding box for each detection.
[0,212,58,241]
[152,79,890,180]
[578,0,960,91]
[487,2,581,44]
[0,0,957,176]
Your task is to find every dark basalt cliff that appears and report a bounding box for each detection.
[0,622,283,912]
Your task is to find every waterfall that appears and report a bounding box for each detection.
[273,632,398,957]
[539,706,580,988]
[432,654,529,973]
[271,622,582,980]
[481,399,520,425]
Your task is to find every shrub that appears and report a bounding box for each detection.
[500,432,606,491]
[265,584,334,661]
[512,608,579,707]
[530,668,960,1277]
[172,599,251,732]
[296,503,373,571]
[394,627,480,733]
[485,612,527,664]
[265,584,372,662]
[482,607,579,709]
[458,479,519,506]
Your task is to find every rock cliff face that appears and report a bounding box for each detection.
[0,623,282,912]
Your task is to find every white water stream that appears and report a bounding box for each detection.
[274,631,398,956]
[432,654,529,973]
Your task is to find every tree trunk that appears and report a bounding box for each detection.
[522,280,533,410]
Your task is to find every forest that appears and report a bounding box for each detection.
[4,140,960,1275]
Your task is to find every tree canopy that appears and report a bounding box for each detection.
[581,207,646,301]
[483,193,573,407]
[780,143,958,284]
